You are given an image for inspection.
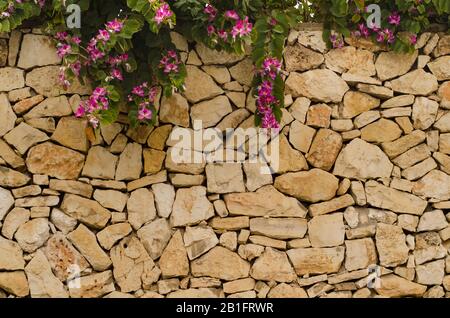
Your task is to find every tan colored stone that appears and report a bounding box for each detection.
[82,146,117,180]
[341,91,380,119]
[69,271,115,298]
[143,148,165,175]
[184,66,223,103]
[390,69,438,95]
[361,119,402,143]
[127,188,156,230]
[195,43,243,65]
[305,104,332,128]
[25,250,68,298]
[428,56,450,81]
[306,128,342,171]
[0,271,29,297]
[375,224,409,267]
[26,142,85,180]
[375,50,418,81]
[15,218,49,253]
[382,130,426,158]
[24,96,72,119]
[51,117,89,152]
[184,225,219,260]
[160,93,190,127]
[275,169,338,203]
[229,58,253,86]
[412,97,439,130]
[191,246,250,281]
[0,67,24,92]
[309,194,355,217]
[308,213,345,247]
[251,248,296,283]
[345,238,378,271]
[49,179,93,198]
[170,186,214,227]
[286,69,349,102]
[137,218,172,260]
[61,194,111,229]
[4,122,49,155]
[0,237,25,270]
[287,247,345,276]
[225,185,307,217]
[366,180,427,215]
[97,223,132,250]
[148,125,171,150]
[160,231,189,278]
[191,95,232,128]
[1,207,29,239]
[0,139,24,168]
[290,120,316,153]
[413,170,450,201]
[17,34,61,69]
[333,138,393,180]
[67,224,112,271]
[285,44,324,72]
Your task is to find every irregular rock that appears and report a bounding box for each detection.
[0,237,25,270]
[191,246,250,281]
[0,139,25,168]
[0,187,14,221]
[17,34,61,69]
[110,236,155,292]
[229,58,253,86]
[137,218,172,260]
[4,123,49,155]
[306,128,342,171]
[412,170,450,201]
[25,250,68,298]
[375,224,409,267]
[69,271,115,298]
[308,213,345,248]
[0,166,30,188]
[15,218,49,253]
[184,225,219,260]
[345,238,378,271]
[250,218,307,240]
[375,274,426,297]
[225,185,307,217]
[51,117,89,152]
[390,69,438,95]
[26,142,85,180]
[285,43,324,72]
[170,186,214,227]
[428,56,450,81]
[417,210,448,232]
[159,231,189,278]
[97,223,133,250]
[0,67,24,91]
[49,179,93,198]
[26,66,91,97]
[325,47,375,76]
[206,163,245,194]
[24,96,72,119]
[184,66,223,103]
[1,207,29,239]
[250,248,296,283]
[268,283,307,298]
[0,93,17,137]
[50,208,77,235]
[151,183,175,218]
[412,97,439,130]
[366,180,427,215]
[67,224,112,271]
[115,143,142,181]
[375,50,418,80]
[416,260,445,285]
[61,194,111,229]
[43,233,89,281]
[0,271,29,297]
[333,138,393,180]
[275,169,338,203]
[341,91,380,119]
[160,93,190,128]
[195,43,243,65]
[287,247,345,276]
[82,146,117,180]
[143,149,165,174]
[286,69,349,102]
[361,119,402,143]
[191,95,232,128]
[382,130,426,158]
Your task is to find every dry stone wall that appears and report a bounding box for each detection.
[0,27,449,298]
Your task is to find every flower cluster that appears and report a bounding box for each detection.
[154,2,173,25]
[75,87,110,128]
[159,50,181,74]
[128,82,159,122]
[203,5,253,44]
[0,0,46,19]
[329,34,344,49]
[255,57,283,130]
[86,19,124,62]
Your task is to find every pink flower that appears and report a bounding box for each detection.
[111,68,123,81]
[224,10,239,20]
[388,12,401,26]
[358,23,370,38]
[410,34,418,45]
[138,107,152,120]
[72,36,82,45]
[204,4,217,22]
[55,32,68,41]
[106,19,124,33]
[56,43,72,58]
[207,25,215,36]
[75,105,85,117]
[132,85,145,97]
[218,30,228,41]
[97,29,110,42]
[231,17,253,39]
[70,61,82,76]
[154,3,173,25]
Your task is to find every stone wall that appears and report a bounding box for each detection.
[0,27,449,298]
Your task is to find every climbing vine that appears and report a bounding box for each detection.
[0,0,448,129]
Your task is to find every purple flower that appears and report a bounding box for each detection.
[388,11,401,26]
[138,107,152,121]
[111,68,123,81]
[97,29,110,42]
[231,17,253,39]
[106,19,124,33]
[56,43,71,58]
[204,4,217,22]
[410,34,418,45]
[224,10,239,20]
[154,3,173,25]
